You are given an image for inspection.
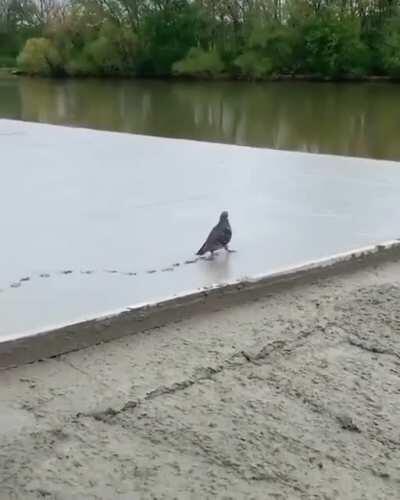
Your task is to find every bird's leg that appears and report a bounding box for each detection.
[224,245,236,253]
[207,250,215,261]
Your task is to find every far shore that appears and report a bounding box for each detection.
[1,66,400,83]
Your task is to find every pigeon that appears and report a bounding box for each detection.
[196,211,234,259]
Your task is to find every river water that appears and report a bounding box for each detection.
[1,76,400,160]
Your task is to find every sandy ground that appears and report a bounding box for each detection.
[1,256,400,499]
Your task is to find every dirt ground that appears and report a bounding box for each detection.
[1,256,400,500]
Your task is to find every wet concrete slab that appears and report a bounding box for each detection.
[1,119,400,341]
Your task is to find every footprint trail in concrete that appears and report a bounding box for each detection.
[1,256,215,294]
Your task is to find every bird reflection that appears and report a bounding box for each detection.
[200,250,233,284]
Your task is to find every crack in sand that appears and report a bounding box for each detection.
[76,336,309,424]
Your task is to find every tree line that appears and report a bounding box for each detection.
[1,0,400,79]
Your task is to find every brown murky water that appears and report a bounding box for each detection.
[1,76,400,160]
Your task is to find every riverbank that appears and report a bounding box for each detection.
[1,254,400,498]
[0,67,17,77]
[4,67,400,83]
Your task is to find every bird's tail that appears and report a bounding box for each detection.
[196,243,207,256]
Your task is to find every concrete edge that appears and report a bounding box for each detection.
[1,239,400,370]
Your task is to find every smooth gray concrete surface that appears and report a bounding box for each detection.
[1,119,400,339]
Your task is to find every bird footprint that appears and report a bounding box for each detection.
[3,252,215,296]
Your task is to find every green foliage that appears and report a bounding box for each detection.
[65,54,97,77]
[76,23,137,76]
[10,0,400,79]
[17,38,63,76]
[0,55,16,67]
[0,27,39,69]
[379,17,400,77]
[137,1,202,76]
[234,51,273,79]
[173,47,225,78]
[248,23,296,73]
[300,16,369,78]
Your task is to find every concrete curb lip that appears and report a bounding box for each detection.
[1,239,400,370]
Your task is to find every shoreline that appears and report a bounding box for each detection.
[2,67,400,83]
[0,67,18,78]
[1,246,400,498]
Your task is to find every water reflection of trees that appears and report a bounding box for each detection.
[0,78,21,118]
[16,78,400,160]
